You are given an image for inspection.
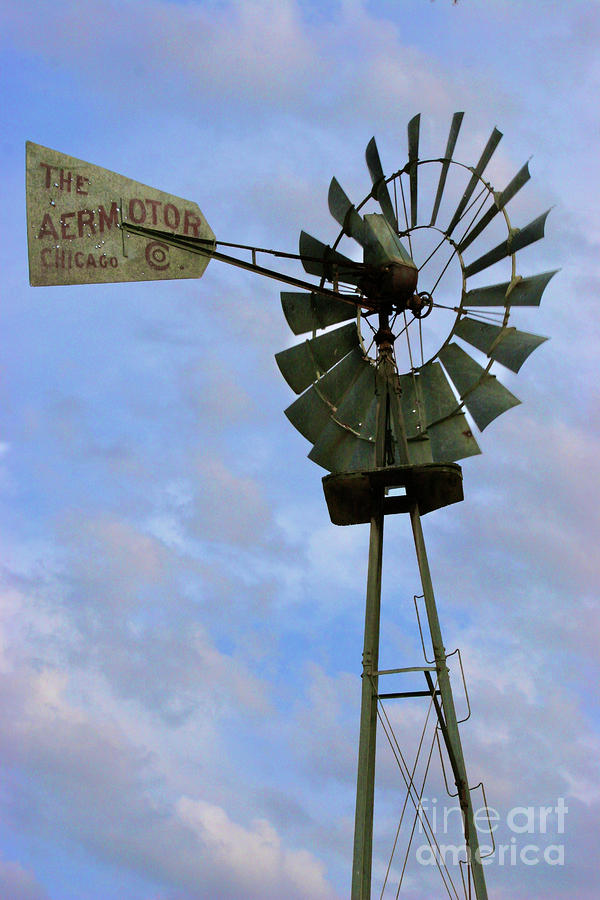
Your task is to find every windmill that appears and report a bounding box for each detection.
[274,113,554,899]
[25,112,554,899]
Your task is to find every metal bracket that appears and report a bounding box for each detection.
[377,689,440,700]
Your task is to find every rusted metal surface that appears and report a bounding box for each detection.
[322,462,463,525]
[26,142,214,286]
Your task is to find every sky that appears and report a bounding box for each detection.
[1,1,599,898]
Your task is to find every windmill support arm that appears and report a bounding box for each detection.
[120,223,379,311]
[409,504,488,900]
[351,489,384,900]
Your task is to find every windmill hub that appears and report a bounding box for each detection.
[406,290,433,319]
[374,321,396,352]
[360,260,418,311]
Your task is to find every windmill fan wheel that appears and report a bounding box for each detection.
[276,112,556,475]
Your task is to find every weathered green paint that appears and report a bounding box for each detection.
[351,332,412,899]
[463,210,550,278]
[275,321,359,395]
[446,127,503,236]
[351,489,384,900]
[438,343,521,430]
[280,290,356,336]
[409,504,489,900]
[454,317,548,374]
[299,231,362,285]
[322,462,464,525]
[365,137,398,232]
[407,114,420,228]
[462,270,558,308]
[26,141,214,286]
[430,111,464,226]
[362,214,415,267]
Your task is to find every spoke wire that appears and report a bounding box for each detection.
[431,300,461,313]
[390,314,413,346]
[374,695,460,900]
[393,177,400,230]
[455,184,492,249]
[361,314,378,358]
[459,858,473,900]
[403,312,416,372]
[418,231,448,273]
[379,692,436,898]
[417,183,487,277]
[401,311,428,432]
[419,183,491,298]
[395,730,438,900]
[462,308,506,324]
[365,336,377,358]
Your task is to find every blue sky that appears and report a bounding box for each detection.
[1,1,599,898]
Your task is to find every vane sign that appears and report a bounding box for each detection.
[26,142,215,287]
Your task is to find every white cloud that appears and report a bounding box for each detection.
[176,797,339,900]
[0,856,49,900]
[4,0,323,110]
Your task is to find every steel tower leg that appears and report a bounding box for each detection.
[351,488,384,900]
[409,503,488,900]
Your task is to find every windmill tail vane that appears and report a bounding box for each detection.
[275,112,555,899]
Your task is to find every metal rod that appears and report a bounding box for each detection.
[352,310,409,900]
[409,504,489,900]
[120,223,378,311]
[351,488,384,900]
[375,666,437,675]
[377,689,440,699]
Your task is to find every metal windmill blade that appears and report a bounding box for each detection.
[276,111,554,482]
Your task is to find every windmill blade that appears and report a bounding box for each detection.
[365,137,398,231]
[362,214,415,267]
[396,371,433,465]
[308,366,383,472]
[334,363,382,433]
[285,385,333,445]
[462,270,558,307]
[284,349,373,443]
[328,178,412,267]
[281,290,356,336]
[454,317,548,373]
[446,127,503,236]
[463,210,551,279]
[398,372,427,441]
[299,231,363,285]
[399,363,459,434]
[418,361,462,423]
[308,358,409,472]
[328,178,366,245]
[457,162,531,253]
[428,412,481,462]
[439,342,520,431]
[399,362,480,462]
[407,114,420,228]
[275,321,359,394]
[431,111,464,226]
[308,421,376,473]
